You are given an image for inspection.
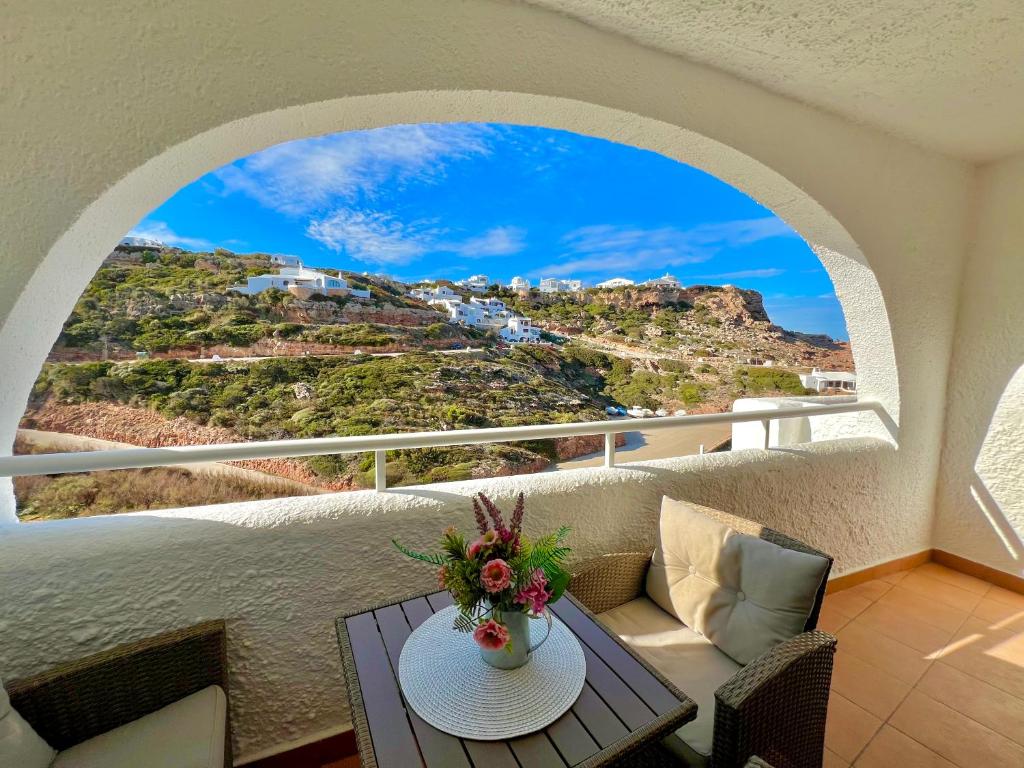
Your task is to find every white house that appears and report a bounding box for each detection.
[596,277,635,289]
[539,277,583,293]
[470,296,506,312]
[798,368,857,392]
[446,301,486,326]
[455,274,489,292]
[643,273,682,288]
[411,284,459,302]
[508,276,530,291]
[230,266,349,296]
[270,254,301,267]
[119,236,165,248]
[500,315,541,343]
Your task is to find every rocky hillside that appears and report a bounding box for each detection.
[51,246,477,361]
[493,283,851,370]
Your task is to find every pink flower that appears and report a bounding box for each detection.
[480,558,512,592]
[468,530,498,559]
[473,618,510,651]
[436,565,448,589]
[514,569,553,614]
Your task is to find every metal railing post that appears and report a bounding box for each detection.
[374,450,387,492]
[762,419,771,449]
[604,433,616,468]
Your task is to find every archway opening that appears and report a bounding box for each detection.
[0,93,898,522]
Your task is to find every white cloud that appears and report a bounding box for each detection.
[447,226,526,258]
[307,211,439,265]
[127,221,213,250]
[215,124,495,216]
[307,211,526,266]
[534,217,795,278]
[693,268,785,280]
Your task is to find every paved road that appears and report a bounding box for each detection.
[188,347,483,363]
[552,421,732,471]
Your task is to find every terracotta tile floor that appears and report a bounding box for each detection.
[822,563,1024,767]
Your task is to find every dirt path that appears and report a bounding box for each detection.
[551,422,732,471]
[16,429,327,495]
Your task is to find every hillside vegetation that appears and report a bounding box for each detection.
[54,248,467,358]
[25,347,624,487]
[13,438,311,521]
[19,245,846,514]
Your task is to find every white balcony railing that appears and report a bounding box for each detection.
[0,399,881,491]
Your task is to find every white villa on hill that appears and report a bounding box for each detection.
[798,368,857,392]
[500,315,540,343]
[426,291,540,343]
[539,277,584,293]
[119,236,166,248]
[454,274,489,292]
[507,276,531,291]
[230,264,371,299]
[643,273,682,288]
[409,284,459,302]
[470,296,506,313]
[270,254,301,267]
[596,277,634,288]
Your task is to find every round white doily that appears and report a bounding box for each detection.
[398,604,586,740]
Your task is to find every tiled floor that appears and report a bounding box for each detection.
[821,562,1024,767]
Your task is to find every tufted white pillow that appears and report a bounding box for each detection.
[0,678,56,768]
[645,497,829,665]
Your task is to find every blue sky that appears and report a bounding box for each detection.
[129,123,848,339]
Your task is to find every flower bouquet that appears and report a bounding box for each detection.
[393,492,571,669]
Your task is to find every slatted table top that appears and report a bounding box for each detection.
[336,591,696,768]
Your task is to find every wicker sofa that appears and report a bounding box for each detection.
[5,620,231,768]
[569,501,836,768]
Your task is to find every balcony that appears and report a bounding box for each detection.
[2,0,1024,766]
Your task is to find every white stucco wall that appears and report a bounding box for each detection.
[0,440,914,758]
[730,396,866,450]
[0,0,985,759]
[0,0,969,522]
[933,153,1024,575]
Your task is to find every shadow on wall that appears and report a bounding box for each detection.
[970,476,1022,564]
[969,362,1024,569]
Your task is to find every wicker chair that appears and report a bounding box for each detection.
[569,504,836,768]
[6,620,231,767]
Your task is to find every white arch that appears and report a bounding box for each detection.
[0,91,898,520]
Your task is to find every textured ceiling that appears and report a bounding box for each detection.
[524,0,1024,161]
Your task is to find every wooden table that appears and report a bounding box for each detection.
[336,591,696,768]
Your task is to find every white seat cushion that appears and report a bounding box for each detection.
[599,597,741,766]
[52,685,226,768]
[646,497,829,664]
[0,678,56,768]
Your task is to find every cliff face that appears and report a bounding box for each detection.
[684,285,770,325]
[590,284,768,324]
